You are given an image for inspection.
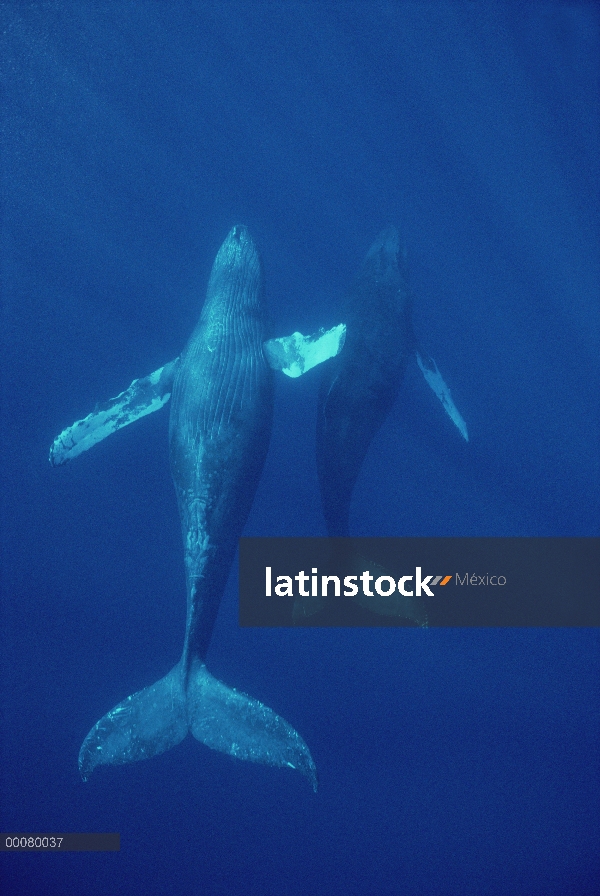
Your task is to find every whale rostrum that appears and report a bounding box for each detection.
[51,226,345,790]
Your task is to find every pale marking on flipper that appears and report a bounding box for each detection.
[264,324,346,378]
[50,325,346,466]
[416,350,469,442]
[49,359,179,466]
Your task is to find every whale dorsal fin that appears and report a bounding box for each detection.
[49,359,179,466]
[416,349,469,442]
[264,323,346,378]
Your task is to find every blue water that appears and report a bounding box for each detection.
[1,3,599,894]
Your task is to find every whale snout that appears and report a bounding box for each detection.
[228,223,252,245]
[218,224,259,269]
[203,225,265,318]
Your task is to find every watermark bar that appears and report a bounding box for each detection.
[239,537,599,627]
[1,834,120,851]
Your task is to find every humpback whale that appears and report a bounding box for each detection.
[317,226,467,539]
[311,226,467,623]
[50,226,345,790]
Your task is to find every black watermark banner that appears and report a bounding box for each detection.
[1,834,120,851]
[239,538,599,627]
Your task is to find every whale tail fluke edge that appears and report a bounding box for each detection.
[78,662,318,792]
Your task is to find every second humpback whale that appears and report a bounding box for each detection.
[317,226,468,538]
[317,226,468,539]
[309,226,468,624]
[50,226,345,790]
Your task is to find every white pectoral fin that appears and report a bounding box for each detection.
[264,323,346,378]
[49,358,179,466]
[416,350,469,442]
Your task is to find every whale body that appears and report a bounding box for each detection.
[316,226,415,538]
[307,227,467,626]
[51,226,345,789]
[316,226,468,540]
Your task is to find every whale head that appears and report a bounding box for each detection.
[201,224,265,324]
[363,225,409,283]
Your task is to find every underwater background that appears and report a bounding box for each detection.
[1,2,599,894]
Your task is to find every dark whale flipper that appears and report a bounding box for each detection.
[416,349,468,441]
[79,661,318,791]
[50,359,179,466]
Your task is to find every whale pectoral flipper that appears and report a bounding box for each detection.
[416,349,469,442]
[50,359,179,466]
[187,663,318,792]
[264,323,346,378]
[79,661,318,791]
[78,664,187,781]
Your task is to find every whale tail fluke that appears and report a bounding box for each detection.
[78,665,187,781]
[79,662,318,791]
[187,661,318,791]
